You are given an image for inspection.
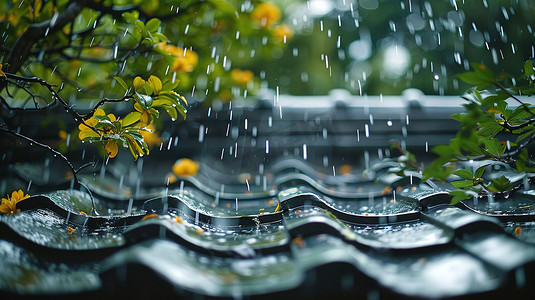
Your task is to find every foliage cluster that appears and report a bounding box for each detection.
[0,0,290,164]
[404,61,535,204]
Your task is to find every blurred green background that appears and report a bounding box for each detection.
[240,0,535,96]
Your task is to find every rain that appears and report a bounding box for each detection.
[1,0,535,298]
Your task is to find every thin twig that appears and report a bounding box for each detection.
[494,81,535,117]
[0,126,80,183]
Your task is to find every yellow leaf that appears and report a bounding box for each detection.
[0,64,6,77]
[147,75,162,95]
[105,140,118,158]
[133,76,146,92]
[140,110,152,126]
[78,129,100,140]
[124,134,145,160]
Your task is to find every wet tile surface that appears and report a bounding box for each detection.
[1,155,535,299]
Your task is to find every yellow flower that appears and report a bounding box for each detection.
[251,2,281,28]
[230,69,254,85]
[157,42,198,73]
[172,158,199,177]
[0,190,30,214]
[273,24,293,42]
[166,173,178,184]
[140,124,162,147]
[0,64,6,77]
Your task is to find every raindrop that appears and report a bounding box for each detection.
[198,124,205,142]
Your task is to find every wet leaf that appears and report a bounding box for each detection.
[453,169,473,180]
[474,164,489,179]
[488,176,514,192]
[451,180,474,189]
[135,92,153,110]
[449,190,472,205]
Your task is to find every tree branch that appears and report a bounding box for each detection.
[495,81,535,118]
[4,0,88,75]
[0,125,85,183]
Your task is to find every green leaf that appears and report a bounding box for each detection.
[449,190,472,205]
[471,62,494,82]
[149,107,159,120]
[176,104,187,120]
[457,72,485,86]
[488,175,514,192]
[474,164,489,179]
[145,18,161,32]
[477,121,502,137]
[114,76,128,91]
[122,11,139,24]
[135,92,153,110]
[143,82,153,96]
[516,127,535,143]
[207,0,236,15]
[154,33,168,42]
[135,20,146,35]
[162,80,180,91]
[151,99,171,107]
[480,94,508,108]
[451,180,475,189]
[480,136,505,156]
[453,169,473,180]
[94,119,114,130]
[122,111,141,127]
[165,106,178,120]
[509,104,533,121]
[158,91,180,105]
[524,60,535,77]
[422,161,454,182]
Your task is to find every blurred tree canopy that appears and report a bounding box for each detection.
[261,0,535,96]
[0,0,291,164]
